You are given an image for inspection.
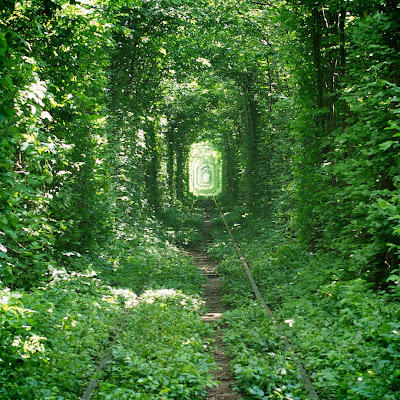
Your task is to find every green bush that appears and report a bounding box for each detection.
[0,270,129,399]
[222,304,309,399]
[0,216,210,399]
[96,289,216,399]
[208,212,400,399]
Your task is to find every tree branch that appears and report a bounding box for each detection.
[235,5,272,47]
[250,1,272,6]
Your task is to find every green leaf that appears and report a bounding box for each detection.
[387,274,399,282]
[380,141,393,150]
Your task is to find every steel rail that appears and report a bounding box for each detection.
[213,196,320,400]
[80,310,131,400]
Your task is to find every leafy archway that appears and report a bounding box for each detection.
[189,142,222,197]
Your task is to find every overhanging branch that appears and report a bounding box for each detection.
[234,3,272,47]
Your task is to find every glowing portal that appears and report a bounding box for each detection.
[189,142,222,197]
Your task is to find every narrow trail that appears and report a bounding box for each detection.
[185,206,243,400]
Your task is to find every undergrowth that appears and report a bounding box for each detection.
[158,204,205,248]
[0,210,214,399]
[207,205,400,400]
[96,289,215,399]
[222,303,310,399]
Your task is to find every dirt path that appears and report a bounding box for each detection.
[186,248,242,400]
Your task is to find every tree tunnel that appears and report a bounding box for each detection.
[1,0,399,288]
[2,1,400,395]
[189,142,222,197]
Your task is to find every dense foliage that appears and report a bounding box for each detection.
[222,303,310,399]
[1,0,399,398]
[0,214,213,398]
[1,0,398,287]
[207,207,400,399]
[96,289,215,399]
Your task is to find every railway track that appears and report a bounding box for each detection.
[80,198,320,399]
[212,196,320,400]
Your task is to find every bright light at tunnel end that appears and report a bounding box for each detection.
[189,142,222,197]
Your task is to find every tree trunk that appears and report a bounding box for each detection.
[223,130,238,204]
[312,8,324,111]
[145,121,159,211]
[175,133,184,200]
[244,73,259,208]
[166,127,175,198]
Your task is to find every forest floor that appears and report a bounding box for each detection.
[4,202,399,399]
[187,248,242,400]
[184,206,243,400]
